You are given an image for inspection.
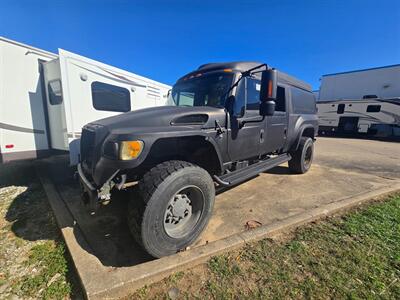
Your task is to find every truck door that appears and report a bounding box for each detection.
[263,85,288,153]
[227,77,264,161]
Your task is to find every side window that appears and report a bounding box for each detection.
[291,88,316,114]
[91,82,131,112]
[48,80,63,105]
[233,79,245,117]
[275,86,286,112]
[337,103,345,114]
[366,105,381,113]
[246,78,260,111]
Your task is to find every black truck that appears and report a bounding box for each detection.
[78,62,318,258]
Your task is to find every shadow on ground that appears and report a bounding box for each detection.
[1,161,58,241]
[37,156,292,268]
[0,160,83,298]
[39,156,154,267]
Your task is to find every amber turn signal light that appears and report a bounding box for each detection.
[119,140,144,160]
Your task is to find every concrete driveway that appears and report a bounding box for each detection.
[37,136,400,298]
[198,136,399,245]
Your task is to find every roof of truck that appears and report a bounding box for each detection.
[178,61,312,91]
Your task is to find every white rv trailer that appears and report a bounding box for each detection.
[0,37,171,164]
[318,64,400,100]
[317,98,400,136]
[317,65,400,136]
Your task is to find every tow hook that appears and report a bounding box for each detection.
[98,172,126,205]
[98,183,112,205]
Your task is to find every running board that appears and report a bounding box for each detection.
[214,153,291,187]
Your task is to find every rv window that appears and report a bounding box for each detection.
[337,104,345,114]
[48,80,63,105]
[291,88,316,114]
[366,105,381,113]
[91,82,131,112]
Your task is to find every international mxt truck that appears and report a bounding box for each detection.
[78,62,318,258]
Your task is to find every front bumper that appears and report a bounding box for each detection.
[77,163,99,211]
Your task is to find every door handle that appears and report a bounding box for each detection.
[260,129,265,143]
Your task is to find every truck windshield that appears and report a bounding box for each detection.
[170,72,234,108]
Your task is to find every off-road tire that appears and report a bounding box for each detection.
[288,137,314,174]
[127,160,215,258]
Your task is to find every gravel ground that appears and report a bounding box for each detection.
[0,161,78,299]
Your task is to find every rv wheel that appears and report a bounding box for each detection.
[127,160,215,258]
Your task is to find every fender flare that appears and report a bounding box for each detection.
[203,136,225,175]
[145,134,225,175]
[290,125,315,152]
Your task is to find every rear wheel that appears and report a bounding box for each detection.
[128,160,215,258]
[288,137,314,174]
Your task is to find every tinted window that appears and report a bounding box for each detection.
[172,73,233,108]
[275,86,286,112]
[178,92,195,106]
[48,80,63,105]
[367,105,381,112]
[233,79,245,116]
[246,78,260,111]
[91,82,131,112]
[337,104,345,114]
[233,77,260,115]
[291,88,316,114]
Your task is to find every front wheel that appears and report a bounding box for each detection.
[128,160,215,258]
[288,137,314,174]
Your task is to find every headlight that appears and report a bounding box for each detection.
[119,140,144,160]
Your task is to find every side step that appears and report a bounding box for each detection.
[213,153,291,187]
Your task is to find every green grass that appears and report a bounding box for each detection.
[133,194,400,299]
[15,242,71,299]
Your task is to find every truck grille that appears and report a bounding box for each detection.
[81,127,96,167]
[80,124,108,171]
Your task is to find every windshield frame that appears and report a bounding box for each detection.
[170,71,237,109]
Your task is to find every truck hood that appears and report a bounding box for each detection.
[89,105,227,133]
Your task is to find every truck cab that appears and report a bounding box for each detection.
[78,61,318,258]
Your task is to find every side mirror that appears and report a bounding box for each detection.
[259,68,277,116]
[260,69,277,102]
[260,100,275,116]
